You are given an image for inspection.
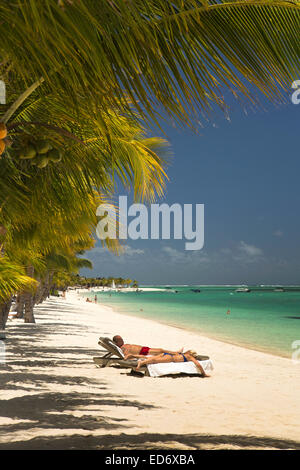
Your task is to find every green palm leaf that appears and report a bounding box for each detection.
[0,257,37,301]
[1,1,299,125]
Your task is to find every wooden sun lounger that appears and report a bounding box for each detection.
[93,336,147,371]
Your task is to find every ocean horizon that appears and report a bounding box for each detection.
[86,285,300,359]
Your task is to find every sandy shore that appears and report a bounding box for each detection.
[0,292,299,450]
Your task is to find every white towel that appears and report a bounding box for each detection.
[147,359,214,378]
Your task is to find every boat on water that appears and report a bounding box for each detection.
[274,287,285,292]
[190,289,201,293]
[235,287,251,293]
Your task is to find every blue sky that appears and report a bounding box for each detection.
[81,96,300,285]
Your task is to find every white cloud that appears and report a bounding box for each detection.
[162,246,210,264]
[90,246,106,255]
[88,244,144,261]
[273,230,283,238]
[238,241,263,257]
[220,248,232,255]
[161,242,264,267]
[123,245,145,256]
[232,241,264,264]
[162,246,187,262]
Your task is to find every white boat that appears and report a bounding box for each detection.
[235,287,251,293]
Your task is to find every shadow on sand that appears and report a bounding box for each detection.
[0,432,299,450]
[0,299,157,447]
[1,298,299,450]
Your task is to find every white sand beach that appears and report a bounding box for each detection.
[0,292,299,450]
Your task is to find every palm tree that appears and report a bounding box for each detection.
[0,73,170,327]
[125,279,133,288]
[1,1,300,328]
[0,256,37,329]
[0,1,299,127]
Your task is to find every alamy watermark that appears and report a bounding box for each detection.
[290,82,300,364]
[291,80,300,104]
[0,341,5,365]
[0,80,6,104]
[291,340,300,365]
[96,196,204,251]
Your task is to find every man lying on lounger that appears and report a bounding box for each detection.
[112,335,183,360]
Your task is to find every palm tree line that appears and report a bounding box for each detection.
[0,74,167,326]
[53,274,138,292]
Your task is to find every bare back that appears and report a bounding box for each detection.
[122,343,143,356]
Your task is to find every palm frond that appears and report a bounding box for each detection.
[1,1,300,125]
[0,256,37,301]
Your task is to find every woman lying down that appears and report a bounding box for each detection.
[126,350,209,377]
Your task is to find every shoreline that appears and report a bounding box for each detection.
[1,292,299,449]
[81,291,292,361]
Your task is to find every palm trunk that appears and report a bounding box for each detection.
[40,271,53,302]
[33,276,43,305]
[24,265,35,323]
[0,224,11,330]
[0,297,12,330]
[24,293,35,323]
[15,293,25,319]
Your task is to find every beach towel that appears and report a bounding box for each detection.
[146,359,214,378]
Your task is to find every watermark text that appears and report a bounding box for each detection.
[96,196,204,251]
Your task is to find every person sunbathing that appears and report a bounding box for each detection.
[135,350,209,376]
[112,335,183,360]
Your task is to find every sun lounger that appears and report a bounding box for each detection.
[93,337,142,370]
[93,337,213,377]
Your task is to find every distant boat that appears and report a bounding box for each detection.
[191,289,201,293]
[274,287,285,292]
[235,287,251,293]
[111,280,116,289]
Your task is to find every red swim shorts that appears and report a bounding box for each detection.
[139,346,150,356]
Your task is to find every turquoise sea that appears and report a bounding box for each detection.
[86,286,300,358]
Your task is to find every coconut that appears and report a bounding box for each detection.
[35,155,49,169]
[21,144,37,160]
[36,140,52,154]
[17,151,25,160]
[0,140,5,155]
[47,148,62,162]
[0,123,7,140]
[3,138,12,148]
